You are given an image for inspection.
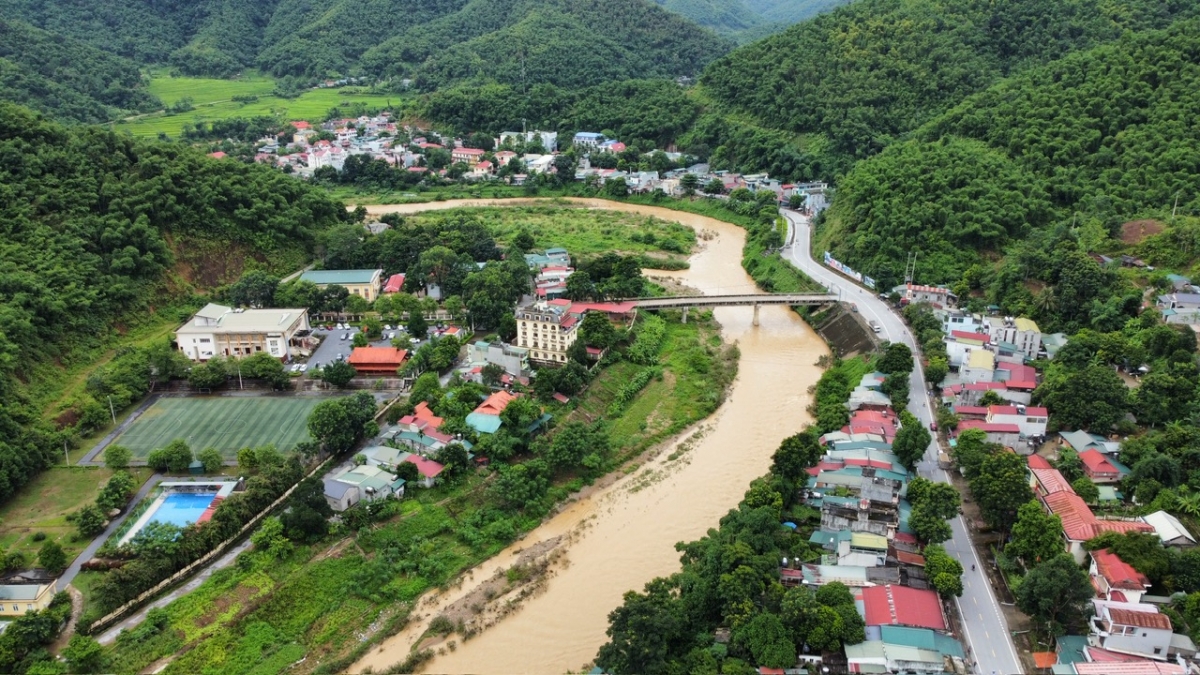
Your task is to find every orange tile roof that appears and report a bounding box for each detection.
[1032,652,1058,668]
[1108,607,1171,630]
[474,390,517,416]
[347,346,408,365]
[1092,549,1150,591]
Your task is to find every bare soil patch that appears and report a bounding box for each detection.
[1121,219,1165,246]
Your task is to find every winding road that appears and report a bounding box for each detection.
[782,209,1025,675]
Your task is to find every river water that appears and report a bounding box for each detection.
[353,198,828,674]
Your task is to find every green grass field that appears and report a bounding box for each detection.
[113,71,402,138]
[113,397,331,459]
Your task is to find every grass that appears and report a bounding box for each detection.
[0,466,154,561]
[111,397,332,459]
[114,71,402,139]
[404,204,696,262]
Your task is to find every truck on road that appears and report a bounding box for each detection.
[869,320,881,333]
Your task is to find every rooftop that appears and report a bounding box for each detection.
[967,349,995,370]
[1092,549,1150,591]
[299,269,382,285]
[861,585,946,631]
[177,304,306,335]
[0,584,51,601]
[1143,510,1196,544]
[347,346,408,366]
[1107,606,1171,630]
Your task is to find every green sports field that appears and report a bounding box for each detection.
[113,396,332,459]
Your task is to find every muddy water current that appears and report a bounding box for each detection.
[353,198,829,673]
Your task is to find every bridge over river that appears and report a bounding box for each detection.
[621,292,838,325]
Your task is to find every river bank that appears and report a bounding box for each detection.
[353,199,829,673]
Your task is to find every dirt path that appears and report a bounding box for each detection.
[49,584,84,654]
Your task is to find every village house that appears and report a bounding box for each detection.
[944,330,990,368]
[1157,293,1200,324]
[328,464,405,505]
[1143,511,1197,547]
[524,248,572,269]
[893,283,957,308]
[572,132,605,148]
[466,390,519,435]
[468,340,530,378]
[1060,430,1122,455]
[983,316,1043,360]
[175,303,310,362]
[986,404,1048,439]
[1090,549,1152,604]
[450,148,487,166]
[1090,601,1174,661]
[299,269,384,302]
[496,130,558,152]
[845,626,965,675]
[861,585,948,631]
[383,273,405,294]
[961,348,996,384]
[346,346,408,374]
[0,582,56,616]
[1080,449,1128,483]
[956,420,1022,450]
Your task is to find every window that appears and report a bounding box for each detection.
[199,338,211,343]
[1153,647,1162,655]
[10,605,16,612]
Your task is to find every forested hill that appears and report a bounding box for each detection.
[0,102,347,504]
[815,20,1200,288]
[700,0,1200,176]
[0,0,728,86]
[652,0,850,41]
[0,20,160,123]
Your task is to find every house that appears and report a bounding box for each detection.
[469,340,530,378]
[1157,293,1200,324]
[175,303,310,362]
[515,299,581,364]
[598,139,626,153]
[893,284,957,308]
[1028,455,1074,497]
[329,464,405,503]
[1090,601,1173,661]
[347,346,408,374]
[984,316,1043,361]
[1090,549,1151,604]
[1043,332,1070,359]
[448,146,485,165]
[402,453,445,488]
[861,585,947,631]
[987,405,1048,439]
[299,269,384,302]
[1080,449,1126,483]
[1060,430,1121,455]
[573,132,605,148]
[944,330,989,368]
[466,390,520,434]
[956,420,1021,450]
[322,477,360,511]
[961,349,995,383]
[0,583,56,616]
[1042,489,1155,563]
[383,274,406,294]
[941,310,984,335]
[496,130,557,152]
[844,626,964,675]
[1143,511,1196,547]
[398,401,445,434]
[469,160,493,178]
[524,248,572,269]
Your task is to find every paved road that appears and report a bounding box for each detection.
[59,473,165,592]
[781,209,1024,675]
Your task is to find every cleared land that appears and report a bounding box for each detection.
[113,71,401,138]
[112,397,330,459]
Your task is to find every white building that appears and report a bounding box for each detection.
[1090,601,1173,661]
[497,130,558,152]
[515,299,580,365]
[175,304,310,362]
[894,284,957,308]
[572,132,605,148]
[469,340,530,378]
[944,330,989,368]
[984,316,1042,361]
[986,405,1048,439]
[961,349,995,384]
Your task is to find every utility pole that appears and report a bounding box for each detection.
[903,252,918,286]
[107,395,116,425]
[238,365,243,390]
[1173,192,1182,224]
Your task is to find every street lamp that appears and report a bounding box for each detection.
[107,395,116,425]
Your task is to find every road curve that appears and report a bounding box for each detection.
[781,209,1025,675]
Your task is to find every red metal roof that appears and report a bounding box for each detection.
[1080,449,1119,475]
[1032,652,1058,669]
[348,346,408,367]
[474,390,517,416]
[861,585,946,630]
[951,330,990,342]
[384,273,405,293]
[1074,663,1185,675]
[1109,607,1171,630]
[989,405,1048,417]
[1092,549,1150,591]
[1027,455,1052,469]
[954,405,989,416]
[453,147,485,155]
[958,420,1021,433]
[403,454,444,478]
[1031,467,1073,495]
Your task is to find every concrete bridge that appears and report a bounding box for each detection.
[622,293,837,326]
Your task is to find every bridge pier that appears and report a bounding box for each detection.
[682,307,689,324]
[752,302,760,327]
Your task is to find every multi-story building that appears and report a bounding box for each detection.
[298,269,384,302]
[515,299,580,364]
[984,316,1042,360]
[1090,601,1173,661]
[573,132,605,149]
[175,303,310,362]
[451,147,486,166]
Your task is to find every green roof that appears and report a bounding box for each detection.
[879,626,964,658]
[299,269,381,285]
[1055,635,1089,664]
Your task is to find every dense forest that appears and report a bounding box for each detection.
[655,0,851,41]
[0,0,727,87]
[700,0,1200,177]
[817,20,1200,287]
[0,20,160,123]
[0,103,347,505]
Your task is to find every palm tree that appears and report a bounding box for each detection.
[1175,485,1200,518]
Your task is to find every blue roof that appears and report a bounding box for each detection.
[574,132,604,139]
[466,412,503,434]
[300,269,380,285]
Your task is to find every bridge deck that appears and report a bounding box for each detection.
[623,293,837,309]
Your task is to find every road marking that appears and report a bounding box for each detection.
[973,596,978,605]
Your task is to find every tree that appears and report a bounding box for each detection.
[436,443,472,480]
[187,358,227,390]
[198,447,224,473]
[924,356,948,384]
[71,505,107,538]
[407,312,428,340]
[680,173,699,195]
[500,396,542,435]
[147,439,193,473]
[512,229,535,252]
[702,178,725,195]
[1034,365,1128,431]
[596,577,687,675]
[280,477,333,543]
[103,444,132,470]
[1007,500,1064,567]
[543,421,605,469]
[307,392,377,453]
[952,428,994,478]
[910,508,952,544]
[579,311,617,349]
[925,544,964,597]
[352,332,369,347]
[481,363,505,387]
[892,411,931,471]
[409,372,442,405]
[250,516,292,559]
[565,271,596,301]
[970,450,1034,534]
[878,342,914,375]
[488,460,550,512]
[908,477,959,544]
[733,613,795,669]
[1072,477,1100,504]
[227,270,278,308]
[321,360,357,388]
[38,541,66,572]
[96,472,136,511]
[604,177,629,197]
[1016,554,1093,633]
[62,634,106,674]
[771,429,822,483]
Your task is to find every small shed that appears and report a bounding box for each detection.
[188,460,205,475]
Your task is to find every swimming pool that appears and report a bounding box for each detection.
[147,492,217,527]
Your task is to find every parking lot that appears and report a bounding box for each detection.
[302,323,418,374]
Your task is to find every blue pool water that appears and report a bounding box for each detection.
[148,493,217,527]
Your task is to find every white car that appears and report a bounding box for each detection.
[384,325,393,331]
[290,363,300,372]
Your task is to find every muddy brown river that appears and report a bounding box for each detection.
[352,198,828,673]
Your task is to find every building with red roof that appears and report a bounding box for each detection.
[402,454,445,488]
[951,330,990,343]
[1028,455,1074,497]
[383,273,406,293]
[398,401,444,434]
[208,151,227,159]
[291,121,311,130]
[347,346,408,373]
[1092,602,1173,661]
[861,585,946,631]
[474,390,517,416]
[1090,549,1151,604]
[1042,489,1155,563]
[1081,448,1123,483]
[451,147,486,165]
[956,420,1021,448]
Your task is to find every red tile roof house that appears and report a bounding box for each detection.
[383,273,406,293]
[1027,454,1074,497]
[346,346,408,374]
[1044,489,1155,564]
[451,147,486,166]
[861,585,947,631]
[398,401,444,434]
[1090,602,1174,662]
[1081,448,1123,483]
[402,454,445,489]
[1090,549,1151,604]
[955,419,1022,450]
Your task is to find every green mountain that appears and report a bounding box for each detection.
[0,20,160,123]
[701,0,1200,175]
[0,102,347,505]
[653,0,853,42]
[0,0,729,86]
[817,20,1200,287]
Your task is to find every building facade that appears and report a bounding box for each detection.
[0,583,55,616]
[175,303,310,362]
[984,316,1042,360]
[298,269,384,302]
[515,300,580,364]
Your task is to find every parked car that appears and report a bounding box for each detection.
[341,332,350,340]
[299,364,308,372]
[384,325,393,331]
[929,421,938,432]
[290,364,300,372]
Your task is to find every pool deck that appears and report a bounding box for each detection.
[117,481,238,547]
